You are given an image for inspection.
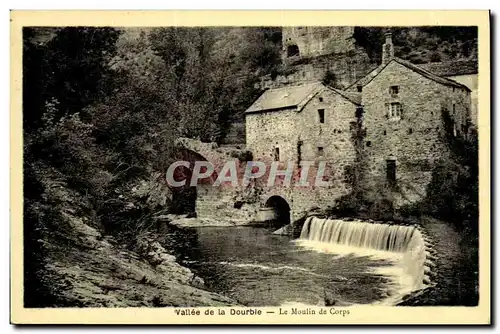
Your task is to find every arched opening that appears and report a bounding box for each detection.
[287,44,300,57]
[170,148,219,216]
[264,196,291,228]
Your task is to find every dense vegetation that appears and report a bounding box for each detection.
[353,26,478,64]
[23,27,281,306]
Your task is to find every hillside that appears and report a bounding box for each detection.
[353,26,478,64]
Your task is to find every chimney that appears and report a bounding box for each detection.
[382,32,394,64]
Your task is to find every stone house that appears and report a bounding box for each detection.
[347,33,472,204]
[245,81,362,216]
[243,32,472,218]
[419,60,478,126]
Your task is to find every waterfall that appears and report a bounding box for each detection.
[299,217,429,301]
[300,217,418,252]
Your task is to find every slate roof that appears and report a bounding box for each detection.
[418,59,478,77]
[346,63,385,91]
[245,82,361,114]
[346,57,471,92]
[245,82,322,113]
[326,86,362,105]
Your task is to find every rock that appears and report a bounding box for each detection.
[191,276,205,289]
[160,253,176,263]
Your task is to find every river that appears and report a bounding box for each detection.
[177,224,418,306]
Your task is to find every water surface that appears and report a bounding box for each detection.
[180,226,406,306]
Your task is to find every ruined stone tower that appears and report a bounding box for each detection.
[282,27,356,61]
[259,26,375,90]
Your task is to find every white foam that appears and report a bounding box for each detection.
[297,217,428,305]
[217,261,332,279]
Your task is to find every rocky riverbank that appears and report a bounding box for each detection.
[39,212,237,307]
[397,216,478,306]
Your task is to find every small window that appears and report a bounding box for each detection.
[357,85,363,92]
[383,130,387,135]
[287,45,300,57]
[452,103,456,114]
[388,102,402,119]
[273,147,280,161]
[317,147,324,157]
[318,97,323,102]
[355,107,363,118]
[390,85,399,96]
[366,141,372,147]
[408,128,413,134]
[318,109,325,123]
[386,159,396,184]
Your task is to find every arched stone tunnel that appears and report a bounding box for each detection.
[262,195,291,228]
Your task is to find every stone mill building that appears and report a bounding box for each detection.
[179,28,476,227]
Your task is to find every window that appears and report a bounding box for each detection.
[386,160,396,184]
[388,102,402,119]
[297,140,303,165]
[273,147,280,161]
[318,109,325,123]
[355,107,364,118]
[357,85,363,92]
[366,141,372,147]
[383,130,387,135]
[319,97,323,102]
[317,147,324,157]
[287,45,300,57]
[452,103,456,114]
[408,128,413,134]
[389,85,399,96]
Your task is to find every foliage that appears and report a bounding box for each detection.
[422,110,478,235]
[353,26,477,64]
[23,27,284,304]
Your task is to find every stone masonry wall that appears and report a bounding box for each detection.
[260,50,376,90]
[292,87,358,215]
[445,74,477,126]
[195,184,259,222]
[246,108,299,162]
[282,27,356,60]
[361,61,471,206]
[245,87,359,220]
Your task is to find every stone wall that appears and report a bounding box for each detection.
[293,87,358,211]
[361,61,471,206]
[446,74,478,126]
[246,108,299,162]
[195,184,259,222]
[282,27,356,60]
[260,50,376,90]
[245,86,360,220]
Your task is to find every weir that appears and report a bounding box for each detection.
[299,217,429,299]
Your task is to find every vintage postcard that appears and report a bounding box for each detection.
[10,10,490,325]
